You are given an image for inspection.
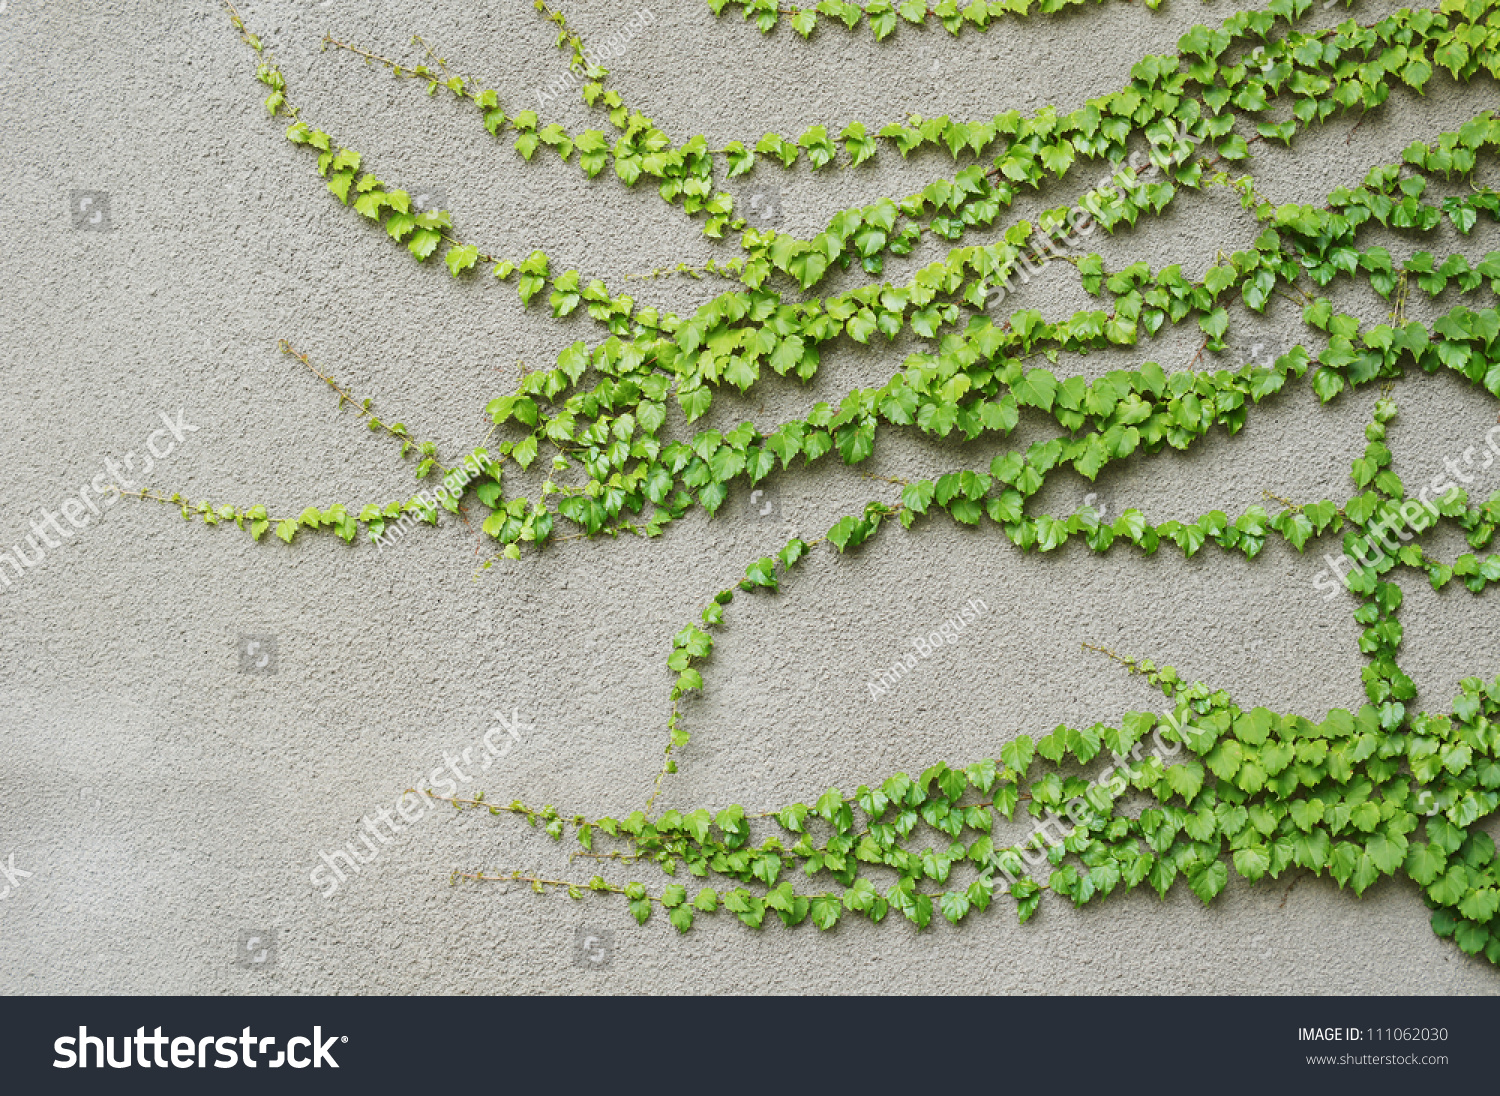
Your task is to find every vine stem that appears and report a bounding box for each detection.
[280,338,483,528]
[452,869,661,902]
[570,849,643,863]
[1274,285,1313,308]
[322,33,472,87]
[1345,109,1370,146]
[424,791,545,820]
[278,339,451,471]
[1187,333,1211,369]
[1080,641,1142,675]
[642,699,685,817]
[626,262,744,281]
[118,487,297,525]
[223,1,258,50]
[1261,490,1305,515]
[437,231,503,267]
[322,35,401,67]
[1261,491,1351,521]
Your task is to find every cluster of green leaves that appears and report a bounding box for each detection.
[301,0,1496,365]
[229,0,1500,572]
[228,0,1500,579]
[708,0,1156,40]
[325,0,1370,247]
[299,0,1497,319]
[723,3,1500,287]
[486,402,1500,961]
[285,139,1500,570]
[207,1,1500,962]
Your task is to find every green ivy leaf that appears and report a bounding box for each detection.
[445,244,479,276]
[1187,860,1228,905]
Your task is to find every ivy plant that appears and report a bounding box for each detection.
[163,0,1500,961]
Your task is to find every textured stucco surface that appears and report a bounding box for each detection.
[2,0,1500,994]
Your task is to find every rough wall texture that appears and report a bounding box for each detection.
[2,0,1498,994]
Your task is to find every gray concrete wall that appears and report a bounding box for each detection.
[2,0,1498,993]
